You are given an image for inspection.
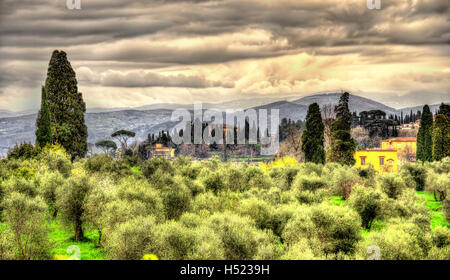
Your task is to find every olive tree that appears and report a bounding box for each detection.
[56,170,92,240]
[2,192,52,260]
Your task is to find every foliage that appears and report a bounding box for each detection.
[348,185,387,229]
[35,86,53,148]
[367,221,432,260]
[7,142,40,160]
[400,163,427,191]
[378,173,407,199]
[282,203,361,256]
[417,105,433,162]
[45,50,88,160]
[55,169,92,240]
[432,113,450,161]
[425,171,449,201]
[328,165,361,200]
[105,216,157,260]
[95,140,117,155]
[327,92,356,166]
[301,103,325,164]
[2,192,52,260]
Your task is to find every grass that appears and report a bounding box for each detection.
[330,195,346,206]
[416,191,449,229]
[48,219,106,260]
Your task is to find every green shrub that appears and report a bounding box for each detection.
[271,204,297,238]
[141,157,175,179]
[1,176,37,198]
[206,212,276,260]
[179,212,204,228]
[297,162,323,176]
[348,185,387,229]
[378,173,406,199]
[101,199,149,235]
[243,166,273,190]
[281,239,321,260]
[282,203,361,255]
[189,226,225,260]
[368,222,432,260]
[356,166,377,187]
[2,192,52,260]
[38,145,72,177]
[328,166,361,200]
[426,171,449,201]
[224,165,246,192]
[36,171,65,217]
[153,221,198,260]
[293,174,328,192]
[106,216,157,260]
[116,176,164,221]
[160,177,192,220]
[85,153,116,173]
[444,196,450,222]
[236,198,274,230]
[202,170,226,194]
[190,191,227,215]
[390,188,428,218]
[294,189,328,204]
[55,169,92,240]
[82,177,115,246]
[400,163,427,191]
[431,226,450,248]
[269,166,300,191]
[7,142,40,160]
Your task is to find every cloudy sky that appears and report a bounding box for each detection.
[0,0,449,111]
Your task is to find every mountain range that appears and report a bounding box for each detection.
[0,92,447,156]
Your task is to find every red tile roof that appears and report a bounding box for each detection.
[381,137,416,142]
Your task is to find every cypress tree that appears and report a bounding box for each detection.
[35,86,53,147]
[327,92,356,166]
[44,50,88,159]
[417,105,433,162]
[432,108,450,161]
[301,103,325,164]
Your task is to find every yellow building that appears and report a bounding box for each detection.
[149,144,175,159]
[381,137,416,162]
[354,149,398,172]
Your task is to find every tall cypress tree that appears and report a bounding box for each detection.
[35,86,53,147]
[301,103,325,164]
[327,92,356,166]
[432,105,450,161]
[44,50,87,159]
[417,105,433,162]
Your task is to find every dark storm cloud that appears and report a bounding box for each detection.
[0,0,449,109]
[95,70,234,88]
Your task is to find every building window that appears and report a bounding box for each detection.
[360,157,366,165]
[379,157,385,166]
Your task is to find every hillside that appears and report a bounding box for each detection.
[1,93,447,156]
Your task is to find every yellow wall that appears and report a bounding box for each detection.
[354,150,398,172]
[382,141,416,153]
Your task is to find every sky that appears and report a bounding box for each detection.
[0,0,449,111]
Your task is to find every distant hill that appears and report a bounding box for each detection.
[291,93,399,115]
[0,93,448,156]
